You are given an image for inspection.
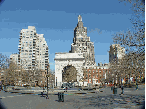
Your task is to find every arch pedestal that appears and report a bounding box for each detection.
[54,53,85,87]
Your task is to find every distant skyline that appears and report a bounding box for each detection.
[0,0,134,70]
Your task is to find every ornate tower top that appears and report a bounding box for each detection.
[78,15,82,22]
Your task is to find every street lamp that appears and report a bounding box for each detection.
[46,64,49,99]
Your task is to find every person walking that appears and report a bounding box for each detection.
[136,83,138,90]
[121,84,124,94]
[66,87,68,92]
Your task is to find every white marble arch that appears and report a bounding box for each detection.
[54,53,85,87]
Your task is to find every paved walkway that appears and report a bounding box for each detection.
[0,86,145,109]
[0,91,144,109]
[4,85,145,95]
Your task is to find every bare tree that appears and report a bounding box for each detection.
[2,61,21,86]
[0,53,9,70]
[112,0,145,84]
[62,65,77,83]
[0,54,14,86]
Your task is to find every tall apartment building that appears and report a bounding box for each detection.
[10,53,19,65]
[70,15,95,67]
[36,34,49,70]
[109,44,125,63]
[18,26,49,70]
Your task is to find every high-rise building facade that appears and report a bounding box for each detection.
[35,34,49,70]
[109,44,125,63]
[10,53,19,65]
[18,26,49,70]
[70,15,95,67]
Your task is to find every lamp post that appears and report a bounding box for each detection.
[46,64,49,99]
[56,77,57,87]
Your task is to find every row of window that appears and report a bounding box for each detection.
[22,41,33,43]
[85,70,106,73]
[84,74,102,79]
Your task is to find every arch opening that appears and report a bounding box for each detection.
[62,65,77,83]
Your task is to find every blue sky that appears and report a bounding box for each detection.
[0,0,134,70]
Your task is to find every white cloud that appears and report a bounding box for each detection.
[88,28,102,34]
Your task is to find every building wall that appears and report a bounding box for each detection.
[109,44,125,63]
[10,54,19,64]
[83,63,110,85]
[70,15,95,67]
[36,34,49,71]
[18,26,49,71]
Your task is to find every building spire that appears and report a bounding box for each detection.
[78,15,82,22]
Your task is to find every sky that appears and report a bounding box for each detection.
[0,0,134,70]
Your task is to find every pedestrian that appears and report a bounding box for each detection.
[66,87,67,92]
[136,83,138,90]
[121,84,124,94]
[115,84,117,88]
